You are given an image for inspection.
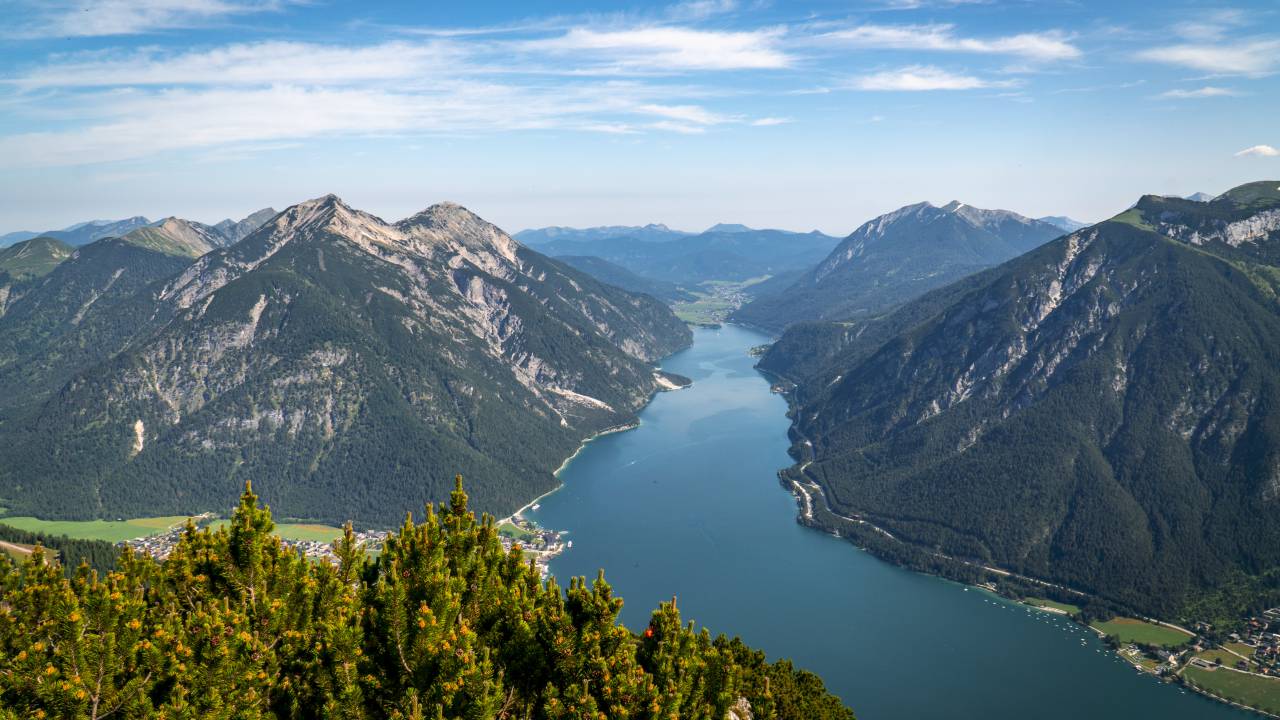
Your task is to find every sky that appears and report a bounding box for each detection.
[0,0,1277,236]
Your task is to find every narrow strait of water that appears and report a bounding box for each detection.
[527,324,1247,720]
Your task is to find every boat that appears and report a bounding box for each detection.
[531,503,541,510]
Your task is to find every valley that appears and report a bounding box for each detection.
[7,185,1280,717]
[527,325,1250,719]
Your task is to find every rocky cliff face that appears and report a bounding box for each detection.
[212,207,277,245]
[0,196,690,524]
[734,202,1064,333]
[762,181,1280,616]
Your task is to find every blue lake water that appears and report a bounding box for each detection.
[527,324,1247,719]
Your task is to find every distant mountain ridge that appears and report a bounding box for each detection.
[515,223,690,245]
[759,180,1280,619]
[733,201,1064,333]
[0,195,690,525]
[1,208,277,249]
[524,224,842,286]
[1038,215,1089,233]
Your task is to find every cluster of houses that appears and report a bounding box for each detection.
[279,529,391,563]
[120,518,391,564]
[120,513,216,560]
[1224,608,1280,673]
[497,516,569,578]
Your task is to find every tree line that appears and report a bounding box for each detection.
[0,478,855,719]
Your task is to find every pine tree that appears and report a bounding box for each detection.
[0,478,855,720]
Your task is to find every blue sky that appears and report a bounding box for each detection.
[0,0,1277,235]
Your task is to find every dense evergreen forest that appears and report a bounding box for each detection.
[761,182,1280,622]
[0,524,116,577]
[0,198,691,526]
[0,479,855,719]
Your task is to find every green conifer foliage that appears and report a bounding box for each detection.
[0,479,855,720]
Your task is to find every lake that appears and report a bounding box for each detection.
[527,324,1246,720]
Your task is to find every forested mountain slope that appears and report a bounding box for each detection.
[760,181,1280,618]
[553,254,696,302]
[0,197,690,525]
[734,202,1063,333]
[0,237,73,282]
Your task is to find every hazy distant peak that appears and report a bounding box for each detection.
[1185,192,1214,202]
[704,223,754,234]
[1038,215,1089,233]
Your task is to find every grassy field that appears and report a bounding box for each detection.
[673,295,737,325]
[1227,642,1258,657]
[1091,617,1193,647]
[671,277,771,326]
[1197,648,1256,669]
[206,519,343,543]
[0,540,37,563]
[1025,598,1081,615]
[0,516,190,543]
[1184,664,1280,715]
[497,522,536,542]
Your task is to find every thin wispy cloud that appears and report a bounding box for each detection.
[1136,38,1280,76]
[1171,9,1250,42]
[1235,144,1279,158]
[10,42,467,89]
[850,65,1001,91]
[0,80,746,166]
[876,0,993,9]
[636,103,731,125]
[13,0,296,38]
[821,24,1081,62]
[665,0,739,22]
[1159,86,1240,99]
[524,26,792,71]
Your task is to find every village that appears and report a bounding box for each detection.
[120,515,391,564]
[496,512,569,579]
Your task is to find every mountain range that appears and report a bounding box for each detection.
[734,202,1065,333]
[0,208,278,249]
[514,222,691,245]
[520,224,842,286]
[0,197,689,525]
[759,181,1280,618]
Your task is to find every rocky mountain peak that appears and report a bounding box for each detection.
[398,201,519,265]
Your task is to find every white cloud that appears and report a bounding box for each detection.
[525,26,792,71]
[581,122,642,135]
[0,79,742,166]
[822,24,1081,62]
[665,0,738,22]
[1172,9,1249,42]
[11,41,466,89]
[1158,86,1239,99]
[850,65,998,91]
[17,0,294,37]
[1136,38,1280,76]
[751,117,791,126]
[1235,145,1279,158]
[648,120,707,134]
[636,103,728,125]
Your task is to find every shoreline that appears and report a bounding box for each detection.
[500,357,698,526]
[497,419,642,527]
[769,382,1280,719]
